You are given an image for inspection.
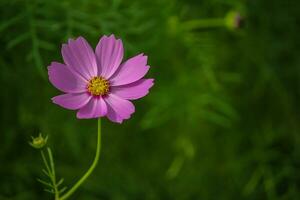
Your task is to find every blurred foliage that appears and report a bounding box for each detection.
[0,0,299,199]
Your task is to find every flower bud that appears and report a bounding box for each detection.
[225,11,244,30]
[29,133,48,149]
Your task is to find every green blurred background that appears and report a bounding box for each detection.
[1,0,299,199]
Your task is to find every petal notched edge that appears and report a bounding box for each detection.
[61,36,97,80]
[48,62,87,93]
[104,94,135,123]
[77,97,108,119]
[109,53,150,86]
[52,93,91,110]
[110,79,154,100]
[95,34,124,79]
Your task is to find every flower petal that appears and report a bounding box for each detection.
[77,97,107,119]
[52,93,91,110]
[104,94,135,123]
[95,35,124,78]
[61,36,97,80]
[109,53,150,86]
[48,62,88,93]
[110,79,154,100]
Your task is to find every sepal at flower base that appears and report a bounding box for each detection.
[29,133,48,149]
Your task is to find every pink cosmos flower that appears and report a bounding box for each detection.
[48,35,154,123]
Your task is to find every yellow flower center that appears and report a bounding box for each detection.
[87,76,110,96]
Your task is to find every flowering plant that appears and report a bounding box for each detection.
[31,35,154,199]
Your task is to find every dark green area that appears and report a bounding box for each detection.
[0,0,299,199]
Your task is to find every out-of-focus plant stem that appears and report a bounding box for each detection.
[182,18,225,31]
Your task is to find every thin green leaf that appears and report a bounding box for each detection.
[37,178,53,188]
[41,150,52,177]
[59,186,67,194]
[32,46,45,79]
[6,33,30,50]
[44,188,55,194]
[47,147,55,176]
[0,13,25,33]
[42,169,51,177]
[57,178,64,187]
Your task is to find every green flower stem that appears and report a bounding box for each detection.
[40,149,60,200]
[60,118,102,200]
[47,148,60,200]
[182,18,225,30]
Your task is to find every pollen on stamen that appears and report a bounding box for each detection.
[87,76,110,96]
